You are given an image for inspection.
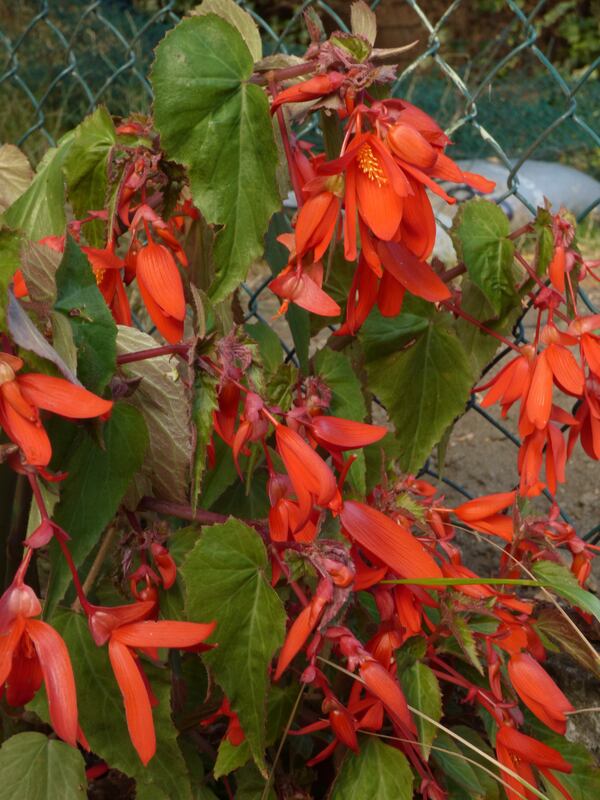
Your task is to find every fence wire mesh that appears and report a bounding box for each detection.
[1,0,600,537]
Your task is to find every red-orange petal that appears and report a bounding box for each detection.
[378,240,451,302]
[359,660,416,733]
[274,602,321,681]
[276,426,337,508]
[136,242,186,321]
[311,416,387,449]
[549,245,566,293]
[0,398,52,466]
[508,652,574,734]
[17,374,113,418]
[137,274,185,344]
[27,619,78,747]
[496,725,571,772]
[387,123,438,169]
[356,169,404,241]
[113,620,216,649]
[340,500,443,582]
[525,353,553,430]
[545,344,584,396]
[108,638,156,764]
[454,491,516,522]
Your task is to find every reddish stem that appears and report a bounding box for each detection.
[117,343,191,365]
[138,497,227,525]
[443,301,521,353]
[251,60,318,86]
[271,547,309,607]
[269,77,305,207]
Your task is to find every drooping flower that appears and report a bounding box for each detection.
[269,262,341,317]
[275,424,340,524]
[0,568,78,746]
[453,491,516,541]
[133,239,187,344]
[508,652,574,734]
[495,725,572,800]
[88,601,215,764]
[0,352,113,467]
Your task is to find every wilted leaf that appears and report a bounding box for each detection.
[0,144,33,213]
[20,238,61,304]
[536,607,600,678]
[4,132,74,240]
[116,326,192,504]
[350,1,377,45]
[7,290,79,383]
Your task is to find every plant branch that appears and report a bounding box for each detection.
[138,497,227,525]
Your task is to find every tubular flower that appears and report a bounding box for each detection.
[496,725,572,800]
[88,602,215,764]
[274,579,332,680]
[339,500,443,582]
[0,569,78,747]
[270,72,346,114]
[453,491,516,541]
[82,243,132,326]
[508,652,574,734]
[269,262,341,317]
[275,424,340,525]
[0,352,113,466]
[134,240,186,344]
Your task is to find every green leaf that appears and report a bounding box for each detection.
[536,607,600,678]
[532,560,600,623]
[234,763,276,800]
[182,519,286,772]
[446,615,484,674]
[366,317,473,472]
[191,0,262,61]
[360,308,430,360]
[331,736,413,800]
[529,721,600,800]
[45,403,148,615]
[54,236,117,393]
[152,15,279,302]
[63,107,116,247]
[0,733,86,800]
[286,303,310,373]
[245,320,284,373]
[0,228,21,330]
[432,732,487,797]
[116,326,192,504]
[399,661,442,760]
[4,132,74,239]
[191,370,218,508]
[454,199,516,316]
[456,280,505,377]
[29,611,192,799]
[214,739,251,778]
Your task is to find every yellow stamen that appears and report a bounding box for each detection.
[94,268,105,286]
[357,144,387,186]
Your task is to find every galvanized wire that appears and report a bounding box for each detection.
[1,1,599,538]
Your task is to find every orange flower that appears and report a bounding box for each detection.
[269,262,341,317]
[134,240,186,344]
[0,353,113,466]
[274,580,332,680]
[88,601,215,764]
[453,491,516,541]
[0,569,78,747]
[508,652,574,734]
[496,725,572,800]
[340,500,443,582]
[275,424,339,525]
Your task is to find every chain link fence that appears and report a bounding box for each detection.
[2,0,600,536]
